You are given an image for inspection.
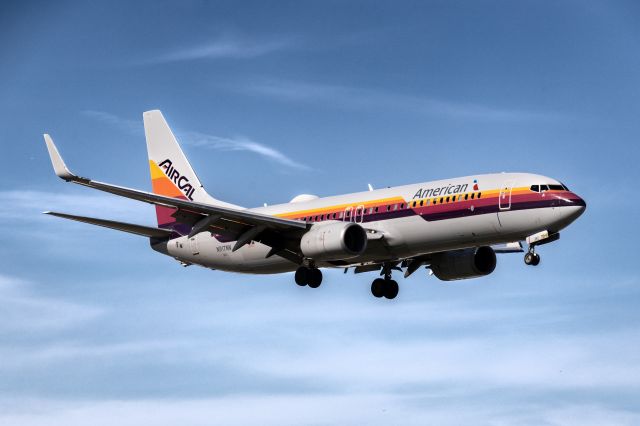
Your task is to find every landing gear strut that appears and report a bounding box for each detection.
[295,266,323,288]
[524,248,540,266]
[370,266,399,299]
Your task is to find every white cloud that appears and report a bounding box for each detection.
[143,35,294,64]
[0,190,151,224]
[243,79,560,121]
[0,396,638,426]
[182,131,310,170]
[0,274,104,333]
[81,110,141,135]
[82,110,309,170]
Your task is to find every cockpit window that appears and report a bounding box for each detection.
[530,184,539,192]
[540,184,549,192]
[548,184,564,191]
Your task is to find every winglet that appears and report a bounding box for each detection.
[43,134,75,180]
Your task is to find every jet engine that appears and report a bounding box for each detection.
[300,222,367,261]
[430,246,496,281]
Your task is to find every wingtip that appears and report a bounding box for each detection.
[43,134,75,180]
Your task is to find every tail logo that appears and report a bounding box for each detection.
[473,179,479,191]
[158,159,195,200]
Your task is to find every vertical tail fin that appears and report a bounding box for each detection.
[143,110,240,231]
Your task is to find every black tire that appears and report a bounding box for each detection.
[295,267,308,286]
[371,278,385,298]
[308,268,323,288]
[524,252,534,265]
[532,253,541,266]
[384,280,399,300]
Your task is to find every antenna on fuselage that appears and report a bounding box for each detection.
[368,184,374,191]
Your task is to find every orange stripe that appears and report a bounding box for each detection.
[152,176,184,198]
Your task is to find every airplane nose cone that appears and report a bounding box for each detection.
[575,194,587,216]
[563,194,586,223]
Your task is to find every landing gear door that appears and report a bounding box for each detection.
[499,181,514,210]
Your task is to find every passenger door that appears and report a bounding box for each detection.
[355,205,365,223]
[499,181,514,210]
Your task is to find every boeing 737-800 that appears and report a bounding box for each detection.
[44,110,586,299]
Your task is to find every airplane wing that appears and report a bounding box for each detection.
[44,135,309,261]
[44,135,307,232]
[44,212,174,238]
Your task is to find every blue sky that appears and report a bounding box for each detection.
[2,0,640,424]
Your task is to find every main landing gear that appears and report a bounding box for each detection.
[370,266,399,300]
[295,266,323,288]
[524,248,540,266]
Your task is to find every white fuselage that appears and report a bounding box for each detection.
[154,172,586,273]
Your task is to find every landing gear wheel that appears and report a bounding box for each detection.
[307,268,323,288]
[531,253,540,266]
[295,267,308,286]
[383,280,399,300]
[524,252,534,265]
[371,278,385,298]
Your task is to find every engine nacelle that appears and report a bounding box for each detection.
[430,246,496,281]
[300,222,367,261]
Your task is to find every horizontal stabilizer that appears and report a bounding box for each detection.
[44,212,174,238]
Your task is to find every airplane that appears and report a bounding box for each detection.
[43,110,586,299]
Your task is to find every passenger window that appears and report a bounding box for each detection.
[446,196,450,203]
[426,199,430,206]
[387,205,391,211]
[464,194,468,200]
[439,197,443,204]
[471,193,475,200]
[478,192,482,198]
[420,200,424,207]
[433,199,437,205]
[412,201,417,207]
[333,213,337,219]
[375,207,379,213]
[400,203,404,209]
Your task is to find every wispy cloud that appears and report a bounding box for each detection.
[181,131,310,170]
[82,110,141,135]
[82,110,309,170]
[242,80,560,121]
[1,396,639,426]
[0,274,103,333]
[0,190,150,224]
[143,35,294,64]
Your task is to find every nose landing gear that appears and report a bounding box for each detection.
[524,249,540,266]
